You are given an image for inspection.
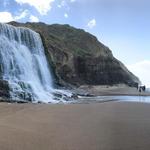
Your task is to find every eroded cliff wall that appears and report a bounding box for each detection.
[9,22,140,87]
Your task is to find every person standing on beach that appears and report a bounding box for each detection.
[139,87,142,93]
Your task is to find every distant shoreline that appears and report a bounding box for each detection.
[77,84,150,97]
[0,84,150,104]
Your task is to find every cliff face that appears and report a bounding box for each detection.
[9,22,140,87]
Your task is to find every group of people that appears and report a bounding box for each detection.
[138,85,146,93]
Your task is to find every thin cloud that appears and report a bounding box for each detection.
[64,13,68,18]
[57,0,70,10]
[0,10,28,23]
[29,15,39,22]
[87,19,96,29]
[70,0,76,2]
[14,10,29,20]
[58,0,66,8]
[15,0,55,15]
[0,12,14,23]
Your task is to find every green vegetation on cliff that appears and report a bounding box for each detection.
[9,21,140,87]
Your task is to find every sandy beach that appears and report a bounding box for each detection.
[0,102,150,150]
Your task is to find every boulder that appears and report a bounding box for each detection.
[0,80,10,98]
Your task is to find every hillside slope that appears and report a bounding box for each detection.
[9,22,140,87]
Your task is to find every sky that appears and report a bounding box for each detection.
[0,0,150,86]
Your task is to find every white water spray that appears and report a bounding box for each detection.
[0,23,54,102]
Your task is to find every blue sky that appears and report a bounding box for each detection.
[0,0,150,86]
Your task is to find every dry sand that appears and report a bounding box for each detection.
[0,102,150,150]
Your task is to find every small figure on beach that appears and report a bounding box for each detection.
[139,87,142,93]
[138,85,146,92]
[142,85,146,92]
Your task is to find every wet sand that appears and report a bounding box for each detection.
[78,84,150,96]
[0,102,150,150]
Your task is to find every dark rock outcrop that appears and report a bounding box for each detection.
[0,80,10,98]
[9,22,140,87]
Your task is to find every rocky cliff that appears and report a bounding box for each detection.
[9,21,140,87]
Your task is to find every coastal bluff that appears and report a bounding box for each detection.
[9,21,140,87]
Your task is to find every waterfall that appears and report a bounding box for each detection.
[0,23,54,102]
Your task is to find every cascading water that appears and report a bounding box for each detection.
[0,23,54,103]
